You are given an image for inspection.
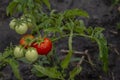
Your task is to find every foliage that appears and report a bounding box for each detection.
[6,0,51,16]
[0,44,22,80]
[116,22,120,30]
[112,0,120,5]
[85,27,108,72]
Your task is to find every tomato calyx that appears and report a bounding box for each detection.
[20,15,33,28]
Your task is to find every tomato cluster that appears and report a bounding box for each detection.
[10,16,52,62]
[9,15,32,35]
[14,34,52,62]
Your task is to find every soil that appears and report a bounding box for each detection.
[0,0,120,80]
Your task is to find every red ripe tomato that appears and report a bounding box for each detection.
[32,38,52,55]
[19,34,34,48]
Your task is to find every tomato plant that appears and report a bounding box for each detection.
[0,0,109,80]
[32,38,52,55]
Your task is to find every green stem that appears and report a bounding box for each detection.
[35,24,41,37]
[60,29,73,69]
[52,34,69,42]
[52,33,94,43]
[68,29,73,54]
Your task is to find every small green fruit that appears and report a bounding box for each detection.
[14,46,24,58]
[25,48,38,62]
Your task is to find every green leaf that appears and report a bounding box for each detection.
[60,51,72,69]
[44,27,61,33]
[34,65,63,79]
[92,27,105,37]
[86,27,93,35]
[42,0,51,10]
[74,20,86,34]
[2,46,13,59]
[56,14,64,26]
[31,67,45,77]
[112,0,120,5]
[0,53,3,61]
[116,22,120,30]
[6,1,18,16]
[6,58,22,80]
[35,0,41,3]
[95,35,108,72]
[17,4,22,13]
[69,66,82,80]
[27,0,35,9]
[64,9,89,18]
[0,44,13,61]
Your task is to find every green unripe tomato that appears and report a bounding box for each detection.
[26,18,33,28]
[15,23,28,34]
[25,48,38,62]
[14,46,24,58]
[9,19,16,30]
[21,15,33,28]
